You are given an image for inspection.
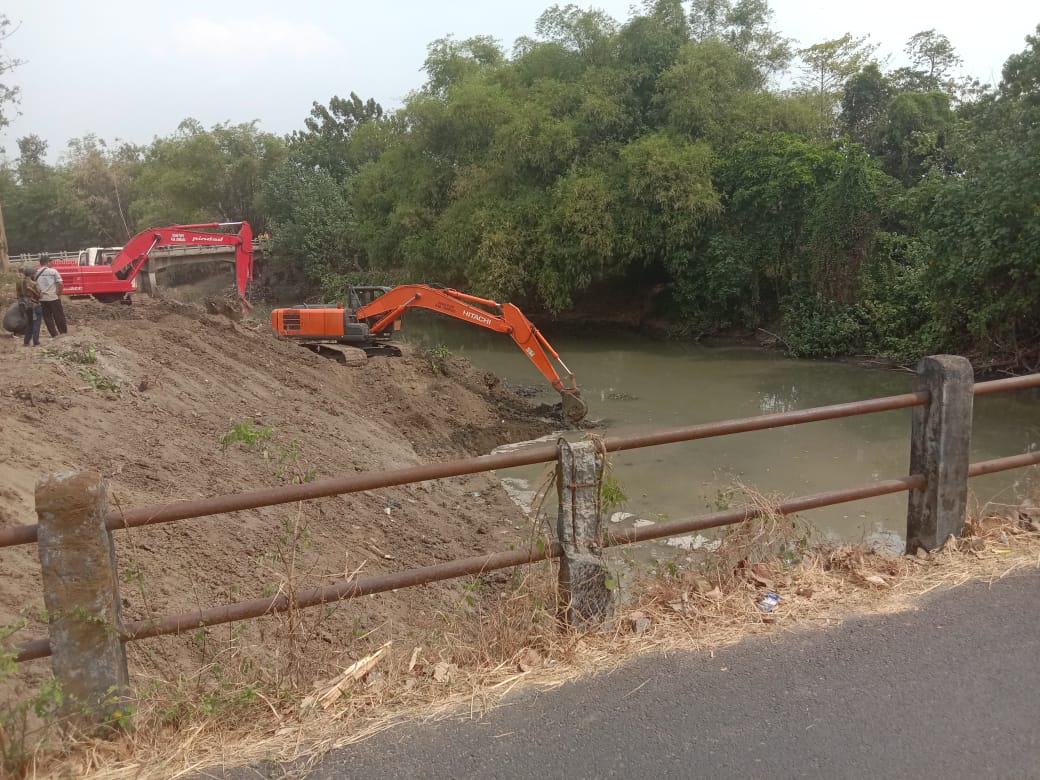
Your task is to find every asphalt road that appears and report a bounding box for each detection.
[226,571,1040,779]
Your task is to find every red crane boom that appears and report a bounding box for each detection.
[54,221,254,309]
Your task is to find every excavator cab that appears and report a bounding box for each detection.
[347,286,392,311]
[345,286,401,338]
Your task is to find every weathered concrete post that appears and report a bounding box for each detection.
[556,439,616,628]
[906,355,974,553]
[36,472,130,730]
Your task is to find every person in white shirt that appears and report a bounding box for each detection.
[33,255,68,337]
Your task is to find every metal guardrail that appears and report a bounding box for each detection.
[3,374,1037,551]
[0,389,931,549]
[6,371,1040,665]
[12,451,1040,664]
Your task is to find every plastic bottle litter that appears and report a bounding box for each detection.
[756,591,781,613]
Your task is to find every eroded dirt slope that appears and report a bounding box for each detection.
[0,297,556,681]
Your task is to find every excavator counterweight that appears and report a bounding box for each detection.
[271,285,588,423]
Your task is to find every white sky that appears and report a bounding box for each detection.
[1,0,1036,159]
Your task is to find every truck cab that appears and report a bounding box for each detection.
[77,247,123,266]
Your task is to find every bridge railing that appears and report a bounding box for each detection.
[6,239,270,267]
[3,356,1039,728]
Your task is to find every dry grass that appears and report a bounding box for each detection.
[17,501,1040,780]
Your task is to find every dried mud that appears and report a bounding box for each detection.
[0,296,557,688]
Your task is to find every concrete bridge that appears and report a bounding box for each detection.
[133,241,269,295]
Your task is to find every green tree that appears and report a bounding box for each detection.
[64,135,143,244]
[841,63,891,152]
[132,120,286,229]
[714,132,833,315]
[879,91,952,184]
[534,165,620,309]
[290,93,385,178]
[656,38,766,144]
[905,29,962,85]
[0,14,22,131]
[423,36,505,96]
[0,13,22,269]
[262,93,388,289]
[534,4,618,65]
[688,0,791,79]
[916,25,1040,352]
[615,1,690,122]
[799,34,879,134]
[263,167,359,292]
[840,63,953,185]
[799,142,889,303]
[616,132,720,310]
[5,136,92,253]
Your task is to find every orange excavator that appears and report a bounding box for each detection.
[270,285,588,422]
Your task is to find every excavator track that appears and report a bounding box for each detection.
[300,342,402,365]
[359,344,404,358]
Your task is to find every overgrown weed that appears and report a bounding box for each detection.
[423,344,453,375]
[15,492,1040,779]
[78,367,120,394]
[218,420,273,451]
[43,345,97,365]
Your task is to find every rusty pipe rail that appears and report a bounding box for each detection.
[0,448,557,549]
[606,474,927,547]
[1,375,1036,552]
[13,449,1040,664]
[12,544,563,663]
[0,390,929,550]
[972,374,1040,396]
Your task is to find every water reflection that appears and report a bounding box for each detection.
[758,385,800,415]
[404,317,1040,541]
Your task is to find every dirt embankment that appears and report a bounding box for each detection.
[0,297,556,682]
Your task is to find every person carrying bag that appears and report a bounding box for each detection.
[15,266,43,346]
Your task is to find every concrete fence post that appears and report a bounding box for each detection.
[36,471,130,731]
[556,439,616,628]
[906,355,974,553]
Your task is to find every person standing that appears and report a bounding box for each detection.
[33,254,68,338]
[15,266,42,346]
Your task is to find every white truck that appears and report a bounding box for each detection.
[72,247,123,266]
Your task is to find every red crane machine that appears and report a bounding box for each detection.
[53,221,254,309]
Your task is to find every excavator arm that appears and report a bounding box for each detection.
[58,221,254,310]
[356,285,588,422]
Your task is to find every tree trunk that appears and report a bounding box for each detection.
[0,201,9,272]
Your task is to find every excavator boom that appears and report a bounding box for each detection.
[56,222,254,309]
[271,284,588,422]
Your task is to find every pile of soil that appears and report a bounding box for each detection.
[0,296,557,685]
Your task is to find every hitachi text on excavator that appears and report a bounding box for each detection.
[270,285,589,423]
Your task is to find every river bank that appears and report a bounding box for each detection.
[0,295,558,766]
[521,280,1040,378]
[2,287,1038,778]
[402,316,1040,548]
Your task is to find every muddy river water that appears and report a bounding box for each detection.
[406,318,1040,549]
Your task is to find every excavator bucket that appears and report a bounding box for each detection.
[561,391,589,424]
